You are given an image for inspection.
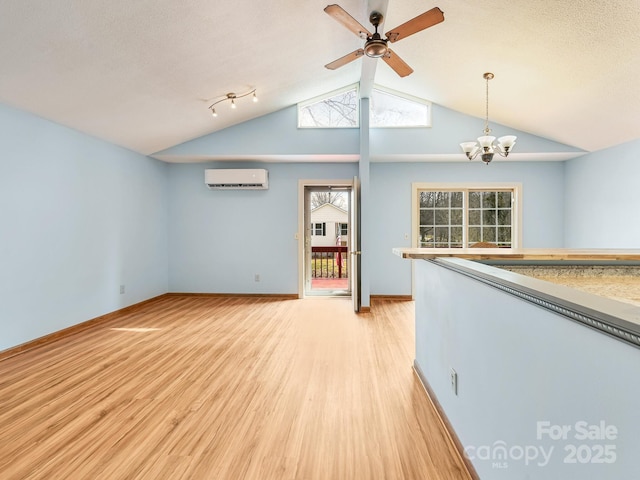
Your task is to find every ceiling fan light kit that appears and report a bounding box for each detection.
[460,73,517,164]
[208,89,258,118]
[323,4,445,77]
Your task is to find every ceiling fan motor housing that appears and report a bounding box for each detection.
[364,35,388,57]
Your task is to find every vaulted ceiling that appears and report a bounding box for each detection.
[1,0,638,158]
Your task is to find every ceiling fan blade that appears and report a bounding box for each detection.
[324,4,371,38]
[325,49,365,70]
[382,49,414,77]
[385,7,444,43]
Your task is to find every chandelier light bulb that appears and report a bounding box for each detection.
[252,92,258,103]
[230,98,236,109]
[211,108,217,117]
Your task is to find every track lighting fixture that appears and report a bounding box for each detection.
[208,88,258,118]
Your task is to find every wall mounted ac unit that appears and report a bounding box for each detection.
[205,168,269,190]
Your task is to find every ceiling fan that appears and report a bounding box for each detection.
[323,4,444,77]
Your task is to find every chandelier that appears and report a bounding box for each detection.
[208,88,258,117]
[460,73,516,164]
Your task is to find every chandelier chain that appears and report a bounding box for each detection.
[484,75,491,135]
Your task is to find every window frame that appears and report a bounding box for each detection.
[297,84,360,129]
[411,183,522,249]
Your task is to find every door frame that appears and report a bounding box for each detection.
[297,179,354,299]
[350,176,361,312]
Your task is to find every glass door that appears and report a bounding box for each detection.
[304,185,351,297]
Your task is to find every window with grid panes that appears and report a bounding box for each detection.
[418,191,464,247]
[468,191,513,247]
[417,188,515,248]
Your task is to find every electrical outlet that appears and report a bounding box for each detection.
[450,368,458,395]
[254,274,260,282]
[120,284,125,295]
[404,233,409,240]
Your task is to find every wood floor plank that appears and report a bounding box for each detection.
[0,296,470,480]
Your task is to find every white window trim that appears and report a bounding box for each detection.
[297,83,360,129]
[411,182,523,249]
[370,84,432,128]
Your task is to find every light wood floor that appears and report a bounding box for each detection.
[0,295,470,480]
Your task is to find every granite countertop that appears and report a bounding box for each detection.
[500,265,640,308]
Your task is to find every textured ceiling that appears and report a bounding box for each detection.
[0,0,638,157]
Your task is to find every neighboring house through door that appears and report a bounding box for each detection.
[310,203,348,246]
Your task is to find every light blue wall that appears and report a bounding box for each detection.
[167,159,565,297]
[564,139,640,247]
[155,106,360,158]
[167,161,357,293]
[0,104,169,352]
[157,102,584,160]
[371,104,583,156]
[370,161,565,295]
[415,259,640,479]
[162,103,571,297]
[4,89,635,353]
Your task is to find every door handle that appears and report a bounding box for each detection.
[350,251,361,255]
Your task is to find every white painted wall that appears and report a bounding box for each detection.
[0,104,169,352]
[564,139,640,248]
[415,259,640,479]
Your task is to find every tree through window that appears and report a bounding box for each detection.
[416,186,519,248]
[298,86,359,128]
[370,88,431,127]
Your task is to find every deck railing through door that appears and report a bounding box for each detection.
[311,246,349,278]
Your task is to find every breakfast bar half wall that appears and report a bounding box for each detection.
[394,248,640,479]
